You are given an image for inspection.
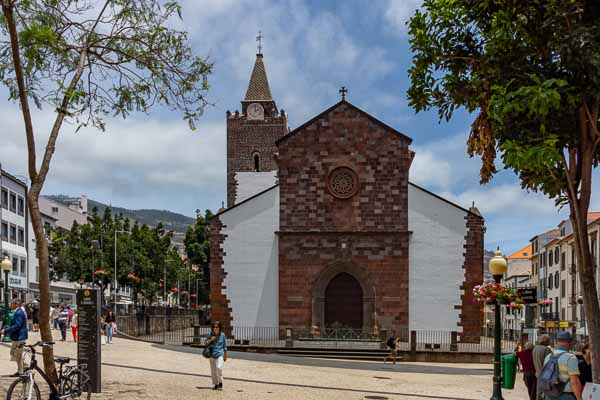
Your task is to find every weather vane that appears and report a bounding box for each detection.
[256,30,263,54]
[339,86,348,100]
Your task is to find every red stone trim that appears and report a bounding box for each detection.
[208,216,233,334]
[457,209,485,343]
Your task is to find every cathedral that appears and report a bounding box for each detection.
[209,52,484,341]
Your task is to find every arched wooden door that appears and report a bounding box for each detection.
[324,272,363,329]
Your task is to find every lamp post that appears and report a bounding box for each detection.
[520,317,525,344]
[1,256,12,341]
[577,296,586,340]
[489,248,508,400]
[114,230,130,316]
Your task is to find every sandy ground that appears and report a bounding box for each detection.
[0,331,530,400]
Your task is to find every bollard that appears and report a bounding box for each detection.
[379,329,388,350]
[450,331,458,352]
[285,328,293,348]
[192,324,203,346]
[410,330,417,354]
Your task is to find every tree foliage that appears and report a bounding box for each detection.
[49,207,201,305]
[183,209,211,304]
[408,0,600,382]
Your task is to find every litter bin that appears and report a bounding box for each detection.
[502,353,518,390]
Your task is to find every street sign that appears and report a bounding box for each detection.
[559,321,570,328]
[77,289,101,393]
[517,288,537,304]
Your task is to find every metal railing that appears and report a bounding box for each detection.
[116,315,199,345]
[541,312,560,321]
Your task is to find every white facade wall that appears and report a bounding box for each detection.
[39,196,87,230]
[408,184,467,332]
[235,172,277,204]
[221,187,279,327]
[1,172,28,292]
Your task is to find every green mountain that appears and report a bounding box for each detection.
[47,195,195,234]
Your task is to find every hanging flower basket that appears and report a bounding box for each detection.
[473,282,524,306]
[127,274,141,283]
[95,269,106,275]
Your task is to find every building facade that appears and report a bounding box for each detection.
[0,169,29,302]
[209,53,485,340]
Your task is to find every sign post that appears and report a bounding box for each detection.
[76,289,101,393]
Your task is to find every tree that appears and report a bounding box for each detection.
[407,0,600,382]
[184,209,212,303]
[0,0,212,379]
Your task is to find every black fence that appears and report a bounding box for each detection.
[116,317,522,353]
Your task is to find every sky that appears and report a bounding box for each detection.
[1,0,599,254]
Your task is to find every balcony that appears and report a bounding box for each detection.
[542,312,560,321]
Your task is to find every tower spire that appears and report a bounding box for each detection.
[244,53,274,103]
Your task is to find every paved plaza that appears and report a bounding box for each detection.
[0,332,529,399]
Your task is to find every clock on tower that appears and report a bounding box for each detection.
[247,103,264,120]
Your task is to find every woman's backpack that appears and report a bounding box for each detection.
[386,337,396,349]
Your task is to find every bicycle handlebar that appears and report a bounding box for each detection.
[19,341,55,351]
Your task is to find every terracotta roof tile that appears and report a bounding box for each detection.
[507,244,532,259]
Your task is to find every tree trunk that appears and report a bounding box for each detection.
[27,191,58,381]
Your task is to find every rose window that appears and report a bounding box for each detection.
[328,167,359,199]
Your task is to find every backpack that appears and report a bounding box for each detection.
[386,337,396,349]
[539,352,568,398]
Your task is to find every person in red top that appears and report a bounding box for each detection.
[517,342,537,400]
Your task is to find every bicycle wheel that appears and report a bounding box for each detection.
[61,370,92,400]
[6,378,42,400]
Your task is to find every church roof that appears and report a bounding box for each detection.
[244,54,273,102]
[275,100,413,145]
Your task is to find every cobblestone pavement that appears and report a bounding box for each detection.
[0,332,529,399]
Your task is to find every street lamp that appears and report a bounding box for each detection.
[577,296,586,340]
[489,247,508,400]
[1,256,13,342]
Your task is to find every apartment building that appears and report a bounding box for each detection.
[0,169,29,302]
[533,213,600,337]
[28,195,89,304]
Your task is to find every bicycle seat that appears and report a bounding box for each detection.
[54,357,71,364]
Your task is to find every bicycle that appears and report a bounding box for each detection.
[6,341,92,400]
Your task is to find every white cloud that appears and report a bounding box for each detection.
[384,0,422,34]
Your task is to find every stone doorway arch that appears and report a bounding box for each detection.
[312,262,375,333]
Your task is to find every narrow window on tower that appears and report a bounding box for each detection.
[253,153,260,172]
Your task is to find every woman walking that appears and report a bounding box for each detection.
[104,310,116,344]
[206,321,228,391]
[71,312,78,342]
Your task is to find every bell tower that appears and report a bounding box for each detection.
[226,51,288,208]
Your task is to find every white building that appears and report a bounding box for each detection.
[1,169,29,302]
[28,195,89,304]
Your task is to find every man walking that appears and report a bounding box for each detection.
[533,334,552,400]
[517,342,537,400]
[0,299,29,376]
[541,331,582,400]
[57,305,69,341]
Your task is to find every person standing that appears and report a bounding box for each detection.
[206,321,228,390]
[57,305,69,341]
[533,334,552,400]
[50,305,58,330]
[0,299,29,376]
[577,344,592,387]
[104,310,116,344]
[517,342,537,400]
[541,331,582,400]
[31,302,39,332]
[71,312,78,342]
[66,306,74,328]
